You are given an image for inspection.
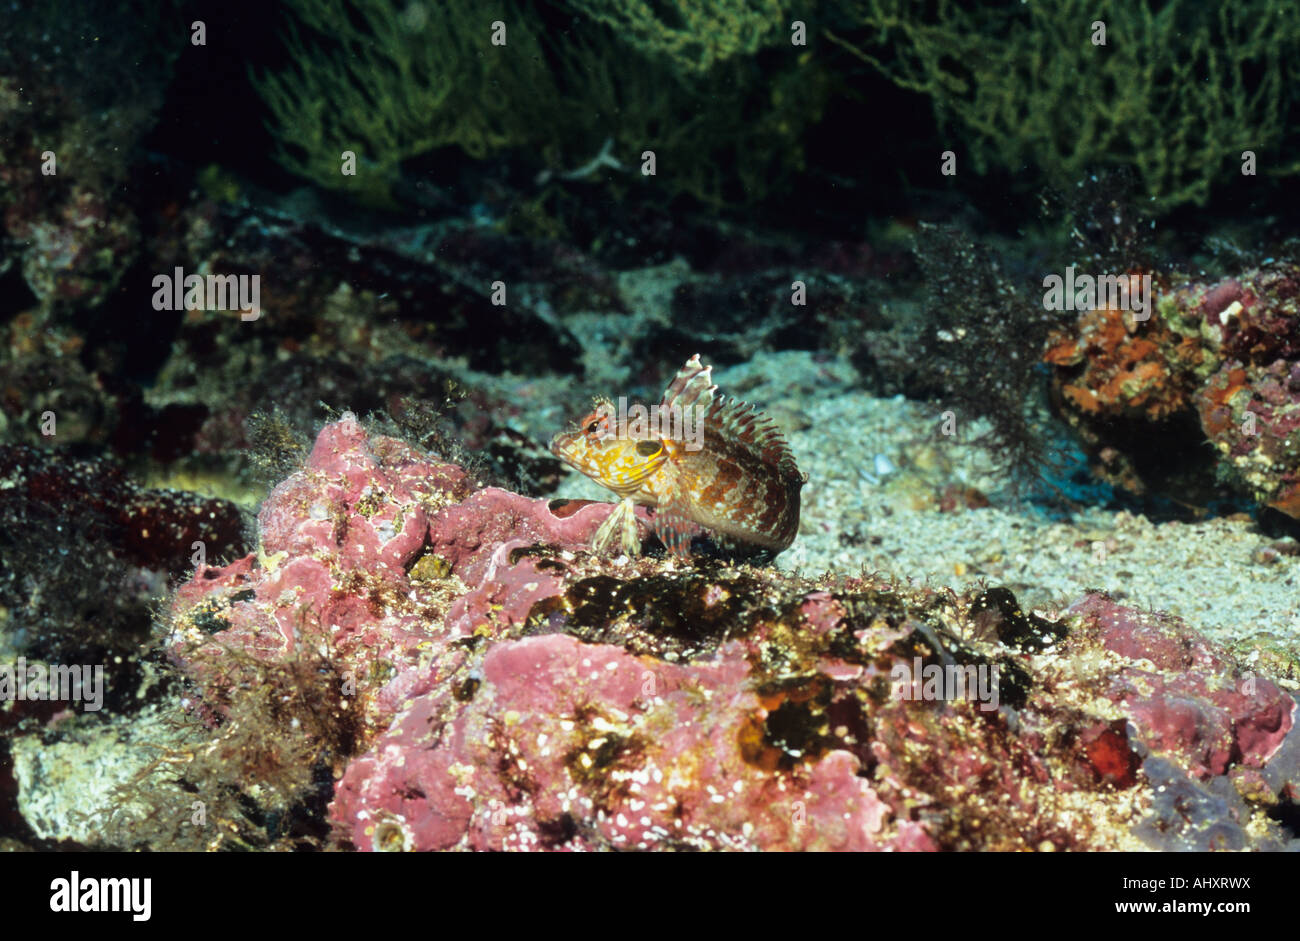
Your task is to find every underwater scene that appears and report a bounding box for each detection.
[2,0,1300,865]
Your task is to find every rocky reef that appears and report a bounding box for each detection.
[5,0,1300,865]
[164,417,1300,851]
[1046,263,1300,516]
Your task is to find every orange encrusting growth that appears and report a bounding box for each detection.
[1043,305,1201,420]
[1196,367,1249,437]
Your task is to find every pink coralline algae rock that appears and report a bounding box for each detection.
[169,416,646,731]
[334,632,930,852]
[428,488,652,587]
[329,578,1300,851]
[1069,594,1294,778]
[1048,263,1300,516]
[170,413,472,720]
[1168,266,1300,516]
[169,418,1300,851]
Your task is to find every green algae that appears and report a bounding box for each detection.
[831,0,1300,209]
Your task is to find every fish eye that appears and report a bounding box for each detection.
[586,420,600,434]
[635,439,662,457]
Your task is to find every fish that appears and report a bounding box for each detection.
[550,354,806,559]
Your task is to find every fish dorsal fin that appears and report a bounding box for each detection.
[659,354,716,423]
[705,394,802,480]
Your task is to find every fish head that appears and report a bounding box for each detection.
[551,398,668,496]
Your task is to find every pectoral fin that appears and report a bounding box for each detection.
[650,492,699,559]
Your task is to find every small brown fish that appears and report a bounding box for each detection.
[550,355,806,558]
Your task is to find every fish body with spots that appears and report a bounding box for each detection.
[550,355,805,558]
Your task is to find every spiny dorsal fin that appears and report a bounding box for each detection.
[659,354,716,423]
[705,394,802,480]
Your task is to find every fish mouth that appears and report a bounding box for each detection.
[549,431,584,469]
